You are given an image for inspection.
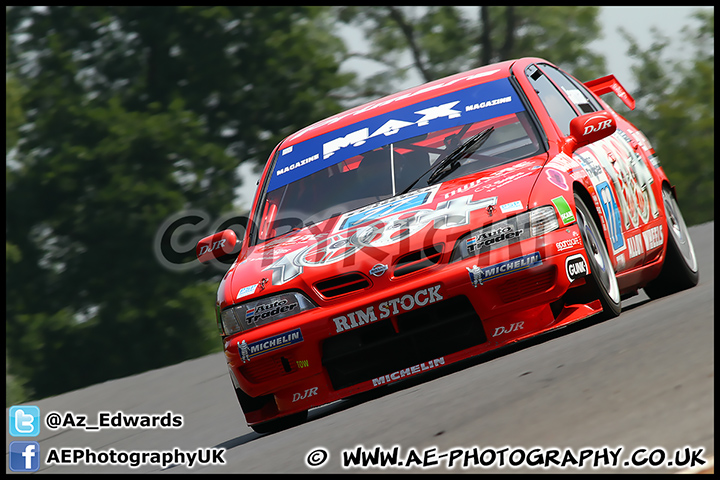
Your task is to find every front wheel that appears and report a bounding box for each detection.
[643,185,699,299]
[233,384,309,434]
[250,410,308,434]
[574,193,622,319]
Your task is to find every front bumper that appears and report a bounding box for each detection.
[223,224,597,425]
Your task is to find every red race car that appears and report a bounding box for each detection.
[198,57,698,433]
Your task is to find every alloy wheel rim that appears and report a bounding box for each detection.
[663,189,698,273]
[578,206,621,304]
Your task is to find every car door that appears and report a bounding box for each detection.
[524,62,662,271]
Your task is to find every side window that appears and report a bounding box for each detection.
[525,64,578,136]
[539,63,602,114]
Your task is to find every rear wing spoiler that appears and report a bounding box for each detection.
[584,74,636,111]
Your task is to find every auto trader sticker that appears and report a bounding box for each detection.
[466,225,524,254]
[244,299,298,326]
[237,328,303,363]
[466,252,542,287]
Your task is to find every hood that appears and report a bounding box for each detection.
[218,155,547,309]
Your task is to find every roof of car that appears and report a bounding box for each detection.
[280,58,530,149]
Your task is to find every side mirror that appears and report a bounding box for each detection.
[196,229,237,264]
[564,111,616,154]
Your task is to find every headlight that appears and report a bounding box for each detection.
[528,205,560,237]
[452,205,559,261]
[220,292,316,336]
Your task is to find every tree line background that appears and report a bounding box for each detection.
[6,7,714,405]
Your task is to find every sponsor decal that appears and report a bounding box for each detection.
[332,285,443,333]
[546,168,569,190]
[467,252,542,287]
[285,69,501,144]
[551,196,575,225]
[648,154,660,169]
[574,151,604,182]
[471,160,538,194]
[237,328,303,363]
[615,252,626,271]
[555,231,581,252]
[596,181,625,252]
[265,193,496,285]
[296,359,309,369]
[337,187,436,231]
[198,238,230,257]
[499,200,523,213]
[492,321,524,338]
[565,88,590,106]
[588,133,660,230]
[245,299,298,326]
[236,284,257,300]
[574,133,660,256]
[466,225,523,254]
[581,116,614,136]
[443,177,487,200]
[292,387,318,403]
[465,95,513,111]
[642,225,663,251]
[627,233,644,259]
[275,153,320,176]
[372,357,446,387]
[462,213,531,258]
[269,78,523,192]
[565,254,588,283]
[238,340,250,363]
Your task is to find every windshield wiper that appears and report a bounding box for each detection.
[398,126,495,196]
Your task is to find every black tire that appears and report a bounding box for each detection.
[643,185,699,299]
[233,384,308,434]
[574,193,622,319]
[250,410,308,434]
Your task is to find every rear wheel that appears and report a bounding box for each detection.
[574,193,622,319]
[643,185,699,298]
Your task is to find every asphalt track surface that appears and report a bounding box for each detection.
[6,222,714,474]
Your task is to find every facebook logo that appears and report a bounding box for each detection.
[9,405,40,436]
[9,441,41,472]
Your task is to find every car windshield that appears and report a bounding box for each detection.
[253,77,544,243]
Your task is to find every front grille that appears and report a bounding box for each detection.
[239,352,297,383]
[392,244,443,277]
[314,272,371,299]
[496,267,556,303]
[322,296,486,391]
